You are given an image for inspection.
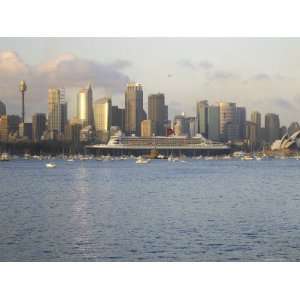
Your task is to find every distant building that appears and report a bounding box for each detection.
[48,88,61,133]
[94,97,112,143]
[125,83,144,136]
[112,106,125,132]
[148,93,166,135]
[265,113,280,144]
[65,118,82,147]
[219,102,237,141]
[250,111,262,143]
[19,122,32,140]
[245,121,258,150]
[186,117,196,137]
[0,115,21,142]
[0,100,6,117]
[173,114,189,136]
[60,101,68,135]
[76,84,94,127]
[196,100,208,137]
[207,105,220,141]
[236,106,246,140]
[141,119,155,137]
[32,113,46,142]
[80,125,94,143]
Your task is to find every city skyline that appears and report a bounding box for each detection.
[1,38,300,125]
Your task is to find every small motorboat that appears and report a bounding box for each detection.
[46,162,56,168]
[0,153,10,161]
[136,157,150,164]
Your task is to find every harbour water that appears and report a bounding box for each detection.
[1,158,300,261]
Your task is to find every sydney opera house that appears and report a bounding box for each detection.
[271,130,300,151]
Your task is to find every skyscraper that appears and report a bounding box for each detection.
[196,100,208,137]
[250,111,261,143]
[125,83,144,136]
[112,105,125,132]
[148,93,166,136]
[48,88,61,133]
[76,83,94,127]
[236,106,246,140]
[32,113,46,142]
[0,115,20,142]
[141,120,155,137]
[219,102,237,141]
[207,105,220,141]
[265,113,280,144]
[0,100,6,117]
[94,97,112,132]
[60,102,68,135]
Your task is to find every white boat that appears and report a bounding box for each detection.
[66,159,74,162]
[136,157,150,164]
[0,153,10,161]
[241,155,254,160]
[46,163,56,168]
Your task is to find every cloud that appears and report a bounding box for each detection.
[177,59,214,71]
[208,70,237,80]
[252,73,271,81]
[0,51,131,118]
[272,98,295,110]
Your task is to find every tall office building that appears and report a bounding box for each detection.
[173,114,189,136]
[0,115,20,142]
[125,83,144,136]
[48,88,61,133]
[148,93,166,136]
[250,111,262,143]
[32,113,46,142]
[265,113,280,144]
[196,100,208,137]
[60,102,68,135]
[112,105,125,132]
[186,117,196,137]
[245,121,258,150]
[94,97,112,132]
[76,83,94,127]
[141,119,155,137]
[0,100,6,117]
[207,105,220,141]
[236,106,246,140]
[219,102,237,141]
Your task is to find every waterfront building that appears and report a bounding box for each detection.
[48,88,61,134]
[19,122,32,140]
[65,118,82,147]
[112,105,125,132]
[245,121,258,150]
[93,97,112,143]
[76,83,94,127]
[80,125,94,143]
[141,119,155,137]
[0,115,21,142]
[219,102,237,141]
[186,117,196,137]
[196,100,208,137]
[60,101,68,135]
[250,111,262,143]
[265,113,280,144]
[148,93,166,136]
[125,82,144,136]
[32,113,46,142]
[236,106,246,140]
[207,105,220,141]
[0,100,6,117]
[173,114,189,136]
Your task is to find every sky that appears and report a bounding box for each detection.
[0,37,300,126]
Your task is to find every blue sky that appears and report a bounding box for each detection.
[1,38,300,126]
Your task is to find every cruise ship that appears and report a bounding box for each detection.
[86,133,230,157]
